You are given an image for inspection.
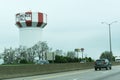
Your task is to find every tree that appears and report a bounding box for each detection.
[26,48,35,63]
[67,51,76,58]
[87,57,93,62]
[100,51,113,61]
[2,41,49,64]
[40,41,49,60]
[32,41,49,60]
[55,49,64,56]
[3,47,16,64]
[55,55,67,63]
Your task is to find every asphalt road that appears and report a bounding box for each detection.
[5,65,120,80]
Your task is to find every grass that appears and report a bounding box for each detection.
[0,62,120,79]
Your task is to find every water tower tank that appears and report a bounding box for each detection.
[15,11,47,47]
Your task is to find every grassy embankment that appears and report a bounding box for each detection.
[0,62,120,79]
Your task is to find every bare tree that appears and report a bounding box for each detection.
[67,51,76,58]
[2,41,49,64]
[55,49,63,56]
[32,41,49,60]
[3,47,15,64]
[40,41,49,60]
[27,48,35,62]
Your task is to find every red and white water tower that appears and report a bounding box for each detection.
[15,11,47,47]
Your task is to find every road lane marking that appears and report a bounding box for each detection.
[33,69,92,80]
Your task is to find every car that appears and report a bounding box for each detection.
[80,60,86,63]
[94,59,112,71]
[35,60,49,64]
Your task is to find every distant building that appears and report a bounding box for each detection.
[0,59,4,65]
[115,56,120,62]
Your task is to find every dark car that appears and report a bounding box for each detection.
[94,59,112,71]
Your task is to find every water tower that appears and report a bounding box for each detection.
[15,11,47,47]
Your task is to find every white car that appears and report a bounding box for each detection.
[35,60,49,64]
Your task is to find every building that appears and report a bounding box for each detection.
[115,56,120,62]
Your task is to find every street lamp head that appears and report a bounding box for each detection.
[101,21,118,25]
[101,22,108,25]
[110,21,118,24]
[101,22,104,24]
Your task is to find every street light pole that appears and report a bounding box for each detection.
[108,24,112,54]
[101,21,117,54]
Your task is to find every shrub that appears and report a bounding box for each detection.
[20,59,28,64]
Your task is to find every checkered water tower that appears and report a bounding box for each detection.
[15,11,47,47]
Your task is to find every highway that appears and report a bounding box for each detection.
[5,65,120,80]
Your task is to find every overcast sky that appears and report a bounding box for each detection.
[0,0,120,59]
